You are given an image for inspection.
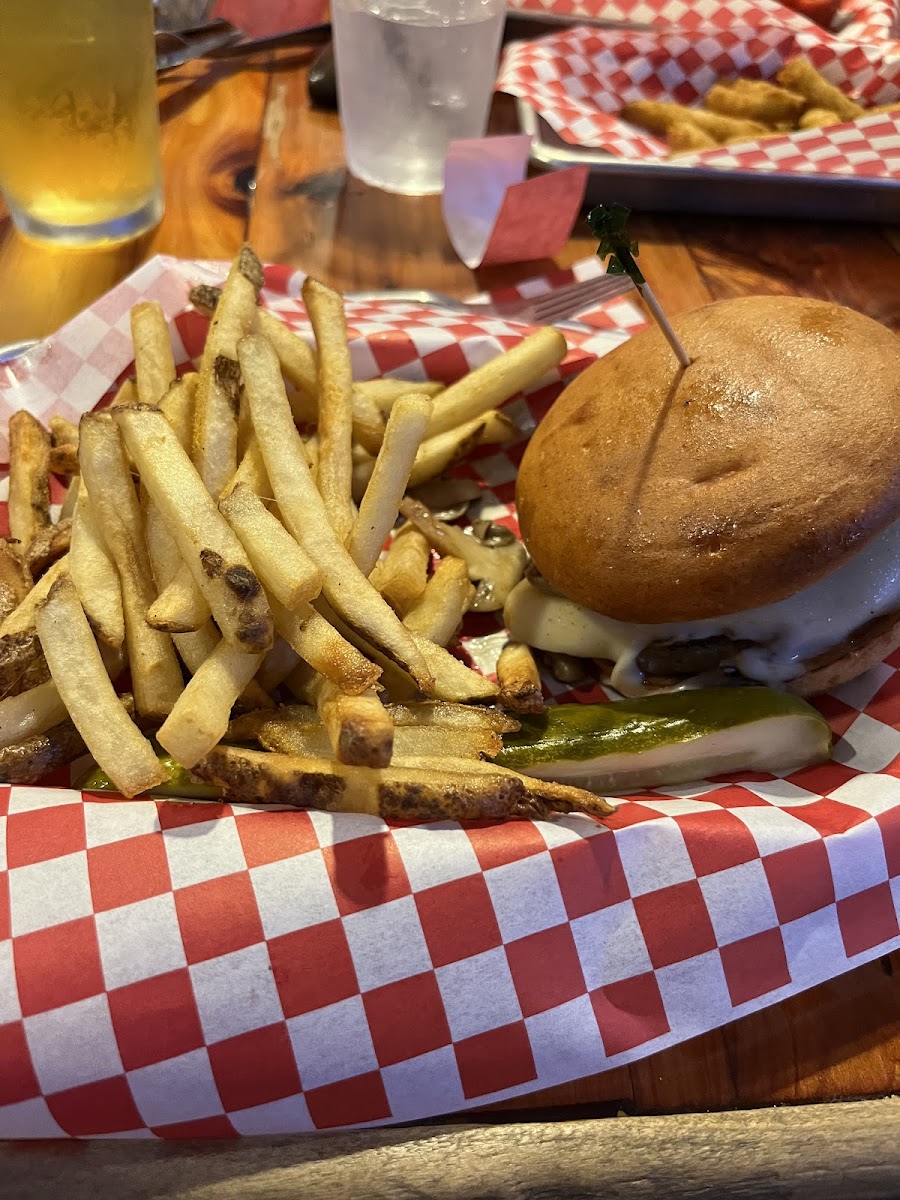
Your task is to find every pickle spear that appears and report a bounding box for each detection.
[495,688,831,794]
[77,752,222,800]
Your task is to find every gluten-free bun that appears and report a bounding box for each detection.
[516,296,900,623]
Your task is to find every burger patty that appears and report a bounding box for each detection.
[634,607,900,686]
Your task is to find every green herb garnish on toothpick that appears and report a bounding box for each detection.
[587,203,691,368]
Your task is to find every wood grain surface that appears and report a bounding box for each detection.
[0,45,899,1123]
[3,1097,900,1200]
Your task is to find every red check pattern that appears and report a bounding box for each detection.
[498,0,900,174]
[3,259,900,1138]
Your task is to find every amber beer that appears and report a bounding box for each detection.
[0,0,163,243]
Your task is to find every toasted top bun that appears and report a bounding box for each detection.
[516,296,900,623]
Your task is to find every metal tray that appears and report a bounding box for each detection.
[517,100,900,222]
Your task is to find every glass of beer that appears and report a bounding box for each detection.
[0,0,163,244]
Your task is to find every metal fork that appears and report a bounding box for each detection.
[346,272,636,324]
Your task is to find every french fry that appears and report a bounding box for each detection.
[194,744,613,819]
[49,415,79,446]
[157,639,265,769]
[269,596,380,695]
[704,79,806,124]
[400,499,528,612]
[159,374,198,452]
[369,525,430,615]
[193,246,263,496]
[79,414,184,718]
[798,106,842,129]
[221,437,272,500]
[777,58,863,122]
[258,715,500,760]
[239,334,432,688]
[70,486,124,648]
[58,475,80,522]
[0,716,88,785]
[497,641,547,714]
[622,99,767,143]
[219,484,322,609]
[403,556,474,646]
[0,555,68,638]
[228,699,519,742]
[131,301,177,407]
[256,637,301,693]
[346,393,433,575]
[147,562,212,633]
[301,278,357,541]
[8,410,51,551]
[0,679,68,748]
[315,679,394,768]
[0,540,34,623]
[35,576,167,797]
[406,409,520,489]
[426,327,567,438]
[26,517,71,580]
[48,444,79,476]
[109,377,137,408]
[667,122,718,155]
[114,405,274,655]
[356,379,445,412]
[255,307,318,398]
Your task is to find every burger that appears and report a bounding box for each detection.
[505,295,900,698]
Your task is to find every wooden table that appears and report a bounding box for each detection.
[2,42,900,1199]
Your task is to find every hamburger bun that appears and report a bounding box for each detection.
[516,295,900,624]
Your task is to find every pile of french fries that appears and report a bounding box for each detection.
[0,246,612,822]
[623,56,900,157]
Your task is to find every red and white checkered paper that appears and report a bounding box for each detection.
[499,0,900,178]
[3,258,900,1140]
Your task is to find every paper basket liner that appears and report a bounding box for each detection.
[499,0,900,176]
[1,257,900,1139]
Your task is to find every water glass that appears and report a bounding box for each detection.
[332,0,506,196]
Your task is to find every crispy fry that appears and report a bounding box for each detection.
[0,540,33,623]
[302,278,357,541]
[193,246,263,496]
[369,525,431,615]
[131,301,177,407]
[0,679,68,748]
[255,307,318,398]
[258,712,499,759]
[221,437,272,500]
[386,701,519,733]
[79,413,184,718]
[8,410,51,551]
[704,79,806,124]
[158,639,265,769]
[49,415,79,446]
[798,106,842,129]
[26,518,71,578]
[195,744,613,819]
[427,328,567,438]
[35,576,167,797]
[269,596,380,695]
[0,555,68,638]
[315,679,394,768]
[159,374,198,452]
[146,561,211,633]
[623,99,766,143]
[497,641,547,714]
[240,334,432,687]
[403,556,475,646]
[356,379,445,412]
[777,58,863,121]
[220,484,322,609]
[346,394,433,575]
[49,443,79,476]
[405,409,520,489]
[400,499,527,613]
[114,405,274,655]
[109,377,137,408]
[666,121,718,155]
[256,637,302,693]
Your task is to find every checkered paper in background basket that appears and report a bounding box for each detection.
[499,0,900,175]
[3,258,900,1139]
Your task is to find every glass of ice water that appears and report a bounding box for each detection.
[332,0,506,196]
